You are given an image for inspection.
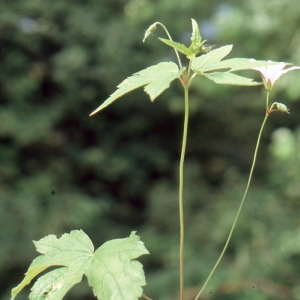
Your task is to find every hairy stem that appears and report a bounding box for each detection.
[195,113,269,300]
[179,86,190,300]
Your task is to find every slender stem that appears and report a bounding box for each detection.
[142,293,152,300]
[155,22,183,69]
[178,86,190,300]
[266,91,270,111]
[194,112,269,300]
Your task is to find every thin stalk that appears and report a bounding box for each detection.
[194,113,269,300]
[142,293,152,300]
[266,91,270,111]
[155,22,182,69]
[179,86,190,300]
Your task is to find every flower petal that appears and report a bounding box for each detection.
[252,63,300,90]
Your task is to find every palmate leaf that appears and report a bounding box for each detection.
[191,45,287,86]
[11,230,149,300]
[191,45,233,72]
[191,45,285,73]
[90,62,185,116]
[208,58,292,72]
[193,57,290,73]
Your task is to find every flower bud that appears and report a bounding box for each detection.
[143,23,157,43]
[276,103,290,114]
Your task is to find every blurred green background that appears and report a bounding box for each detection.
[1,0,300,299]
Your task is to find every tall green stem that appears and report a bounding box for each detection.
[266,91,270,111]
[195,113,269,300]
[179,86,190,300]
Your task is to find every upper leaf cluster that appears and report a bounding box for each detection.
[90,19,284,116]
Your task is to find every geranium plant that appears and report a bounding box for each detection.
[11,19,299,300]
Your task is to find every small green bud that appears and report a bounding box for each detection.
[274,102,290,114]
[189,19,213,57]
[143,23,157,43]
[191,19,202,46]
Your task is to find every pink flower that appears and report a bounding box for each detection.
[252,62,300,90]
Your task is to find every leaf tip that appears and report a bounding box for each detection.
[89,108,101,117]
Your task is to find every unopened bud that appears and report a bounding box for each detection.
[276,103,290,114]
[143,23,157,43]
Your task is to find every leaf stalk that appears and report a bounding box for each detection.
[179,85,190,300]
[194,111,269,300]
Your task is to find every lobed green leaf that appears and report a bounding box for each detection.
[202,57,291,72]
[11,230,94,300]
[191,45,233,72]
[191,46,287,73]
[11,230,149,300]
[86,232,149,300]
[90,62,185,116]
[191,45,288,86]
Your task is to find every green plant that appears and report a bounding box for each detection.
[11,19,299,300]
[11,231,148,300]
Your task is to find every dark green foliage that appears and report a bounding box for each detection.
[1,0,300,300]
